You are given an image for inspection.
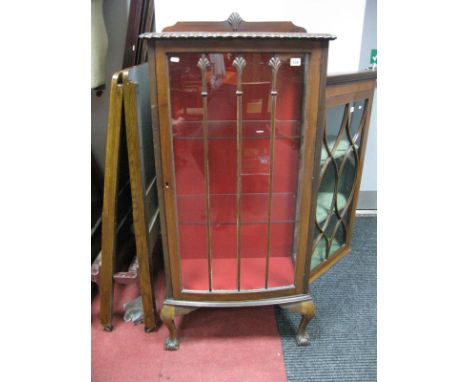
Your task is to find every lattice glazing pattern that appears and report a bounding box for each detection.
[311,100,368,270]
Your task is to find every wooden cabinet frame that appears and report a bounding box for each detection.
[149,39,329,303]
[143,14,336,350]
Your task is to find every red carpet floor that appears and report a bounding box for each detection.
[91,273,288,382]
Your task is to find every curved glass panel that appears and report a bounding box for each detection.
[168,52,306,291]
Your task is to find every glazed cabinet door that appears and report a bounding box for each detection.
[160,51,312,294]
[309,74,376,283]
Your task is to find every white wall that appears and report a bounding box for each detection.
[91,0,129,172]
[92,0,369,171]
[358,0,377,196]
[155,0,376,204]
[155,0,367,74]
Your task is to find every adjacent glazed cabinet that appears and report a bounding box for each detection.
[142,14,375,350]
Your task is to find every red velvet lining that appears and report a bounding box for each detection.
[168,52,304,292]
[181,257,295,290]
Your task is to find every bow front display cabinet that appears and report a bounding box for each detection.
[142,14,375,350]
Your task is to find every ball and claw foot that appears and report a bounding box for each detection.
[296,332,311,346]
[103,324,113,332]
[160,303,196,350]
[280,299,315,347]
[165,337,179,351]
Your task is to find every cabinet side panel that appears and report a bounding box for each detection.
[148,45,176,296]
[292,43,328,293]
[309,76,376,284]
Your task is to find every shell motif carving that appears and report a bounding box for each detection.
[227,12,243,32]
[268,56,282,73]
[232,56,246,73]
[197,55,210,71]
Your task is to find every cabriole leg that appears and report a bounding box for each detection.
[281,299,316,346]
[160,304,195,351]
[160,304,178,350]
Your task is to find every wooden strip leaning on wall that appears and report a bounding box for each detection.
[100,72,124,331]
[122,70,159,332]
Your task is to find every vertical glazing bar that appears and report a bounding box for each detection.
[197,54,213,291]
[233,55,246,291]
[265,56,282,289]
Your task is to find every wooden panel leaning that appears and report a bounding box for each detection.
[99,64,161,332]
[122,65,161,332]
[99,72,125,331]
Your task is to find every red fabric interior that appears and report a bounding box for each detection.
[181,257,295,290]
[168,53,304,291]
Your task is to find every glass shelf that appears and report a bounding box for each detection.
[176,192,297,225]
[172,119,302,140]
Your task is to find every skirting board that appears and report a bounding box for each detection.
[357,190,377,210]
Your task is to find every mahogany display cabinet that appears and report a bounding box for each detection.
[142,14,375,350]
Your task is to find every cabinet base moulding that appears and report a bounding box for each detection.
[160,296,315,350]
